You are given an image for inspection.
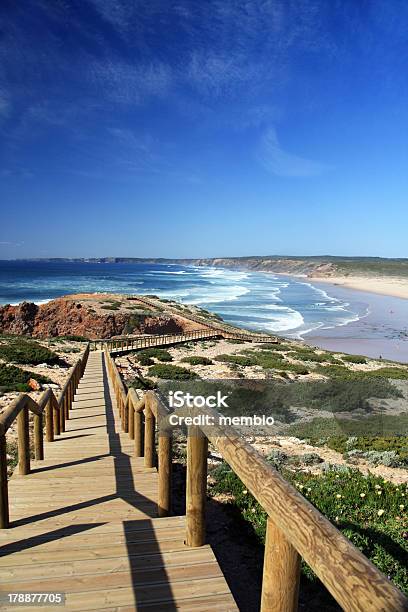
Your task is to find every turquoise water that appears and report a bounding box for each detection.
[0,261,367,338]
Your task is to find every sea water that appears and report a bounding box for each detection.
[0,260,366,338]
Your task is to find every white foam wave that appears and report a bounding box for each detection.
[245,304,305,332]
[149,270,191,275]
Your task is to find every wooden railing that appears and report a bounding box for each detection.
[105,346,408,612]
[135,295,277,342]
[0,344,90,529]
[104,329,220,353]
[92,327,275,352]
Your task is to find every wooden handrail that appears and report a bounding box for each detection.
[91,321,275,351]
[0,344,90,528]
[105,344,408,612]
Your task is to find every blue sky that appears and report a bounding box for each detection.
[0,0,407,259]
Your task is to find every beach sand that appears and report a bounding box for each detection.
[304,283,408,363]
[309,275,408,300]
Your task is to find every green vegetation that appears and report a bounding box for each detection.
[135,355,154,366]
[0,363,52,392]
[316,363,408,380]
[210,463,408,595]
[129,375,155,390]
[137,348,173,362]
[288,413,408,439]
[0,338,59,365]
[148,364,198,380]
[214,354,253,366]
[342,354,367,364]
[59,334,89,342]
[180,355,213,365]
[258,342,292,351]
[122,314,147,334]
[287,434,408,466]
[6,439,18,471]
[197,308,223,321]
[101,302,121,311]
[50,334,89,343]
[324,435,408,457]
[215,350,310,375]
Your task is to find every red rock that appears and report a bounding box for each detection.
[28,378,41,391]
[0,295,194,339]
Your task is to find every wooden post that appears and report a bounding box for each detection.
[60,394,65,433]
[65,383,70,420]
[17,405,30,475]
[260,517,301,612]
[128,397,134,439]
[134,410,143,457]
[122,394,128,433]
[53,399,60,436]
[34,412,44,460]
[185,429,208,547]
[144,405,155,468]
[158,433,172,517]
[46,398,54,442]
[0,435,9,528]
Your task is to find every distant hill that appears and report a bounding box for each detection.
[14,256,408,278]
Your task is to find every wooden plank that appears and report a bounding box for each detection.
[0,547,216,582]
[0,352,237,612]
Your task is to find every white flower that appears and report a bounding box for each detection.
[375,484,381,489]
[336,494,342,499]
[377,490,382,495]
[377,509,385,517]
[400,505,405,511]
[242,490,248,495]
[360,493,366,498]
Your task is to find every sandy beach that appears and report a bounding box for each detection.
[308,275,408,300]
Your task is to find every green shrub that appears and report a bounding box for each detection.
[0,363,51,392]
[129,376,156,390]
[148,364,198,380]
[136,355,154,366]
[0,339,59,365]
[289,452,324,466]
[369,367,408,379]
[180,356,213,365]
[266,449,288,468]
[59,334,89,342]
[214,354,253,366]
[210,463,408,594]
[317,364,408,380]
[137,348,173,362]
[288,350,328,363]
[342,354,367,364]
[288,414,408,440]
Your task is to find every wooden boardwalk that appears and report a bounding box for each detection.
[0,351,237,611]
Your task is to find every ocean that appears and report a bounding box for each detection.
[0,260,367,339]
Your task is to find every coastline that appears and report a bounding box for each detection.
[269,270,408,301]
[308,274,408,301]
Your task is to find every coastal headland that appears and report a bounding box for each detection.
[17,255,408,300]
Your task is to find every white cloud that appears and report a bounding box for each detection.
[257,128,330,177]
[89,59,172,105]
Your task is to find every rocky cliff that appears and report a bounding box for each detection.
[0,294,201,339]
